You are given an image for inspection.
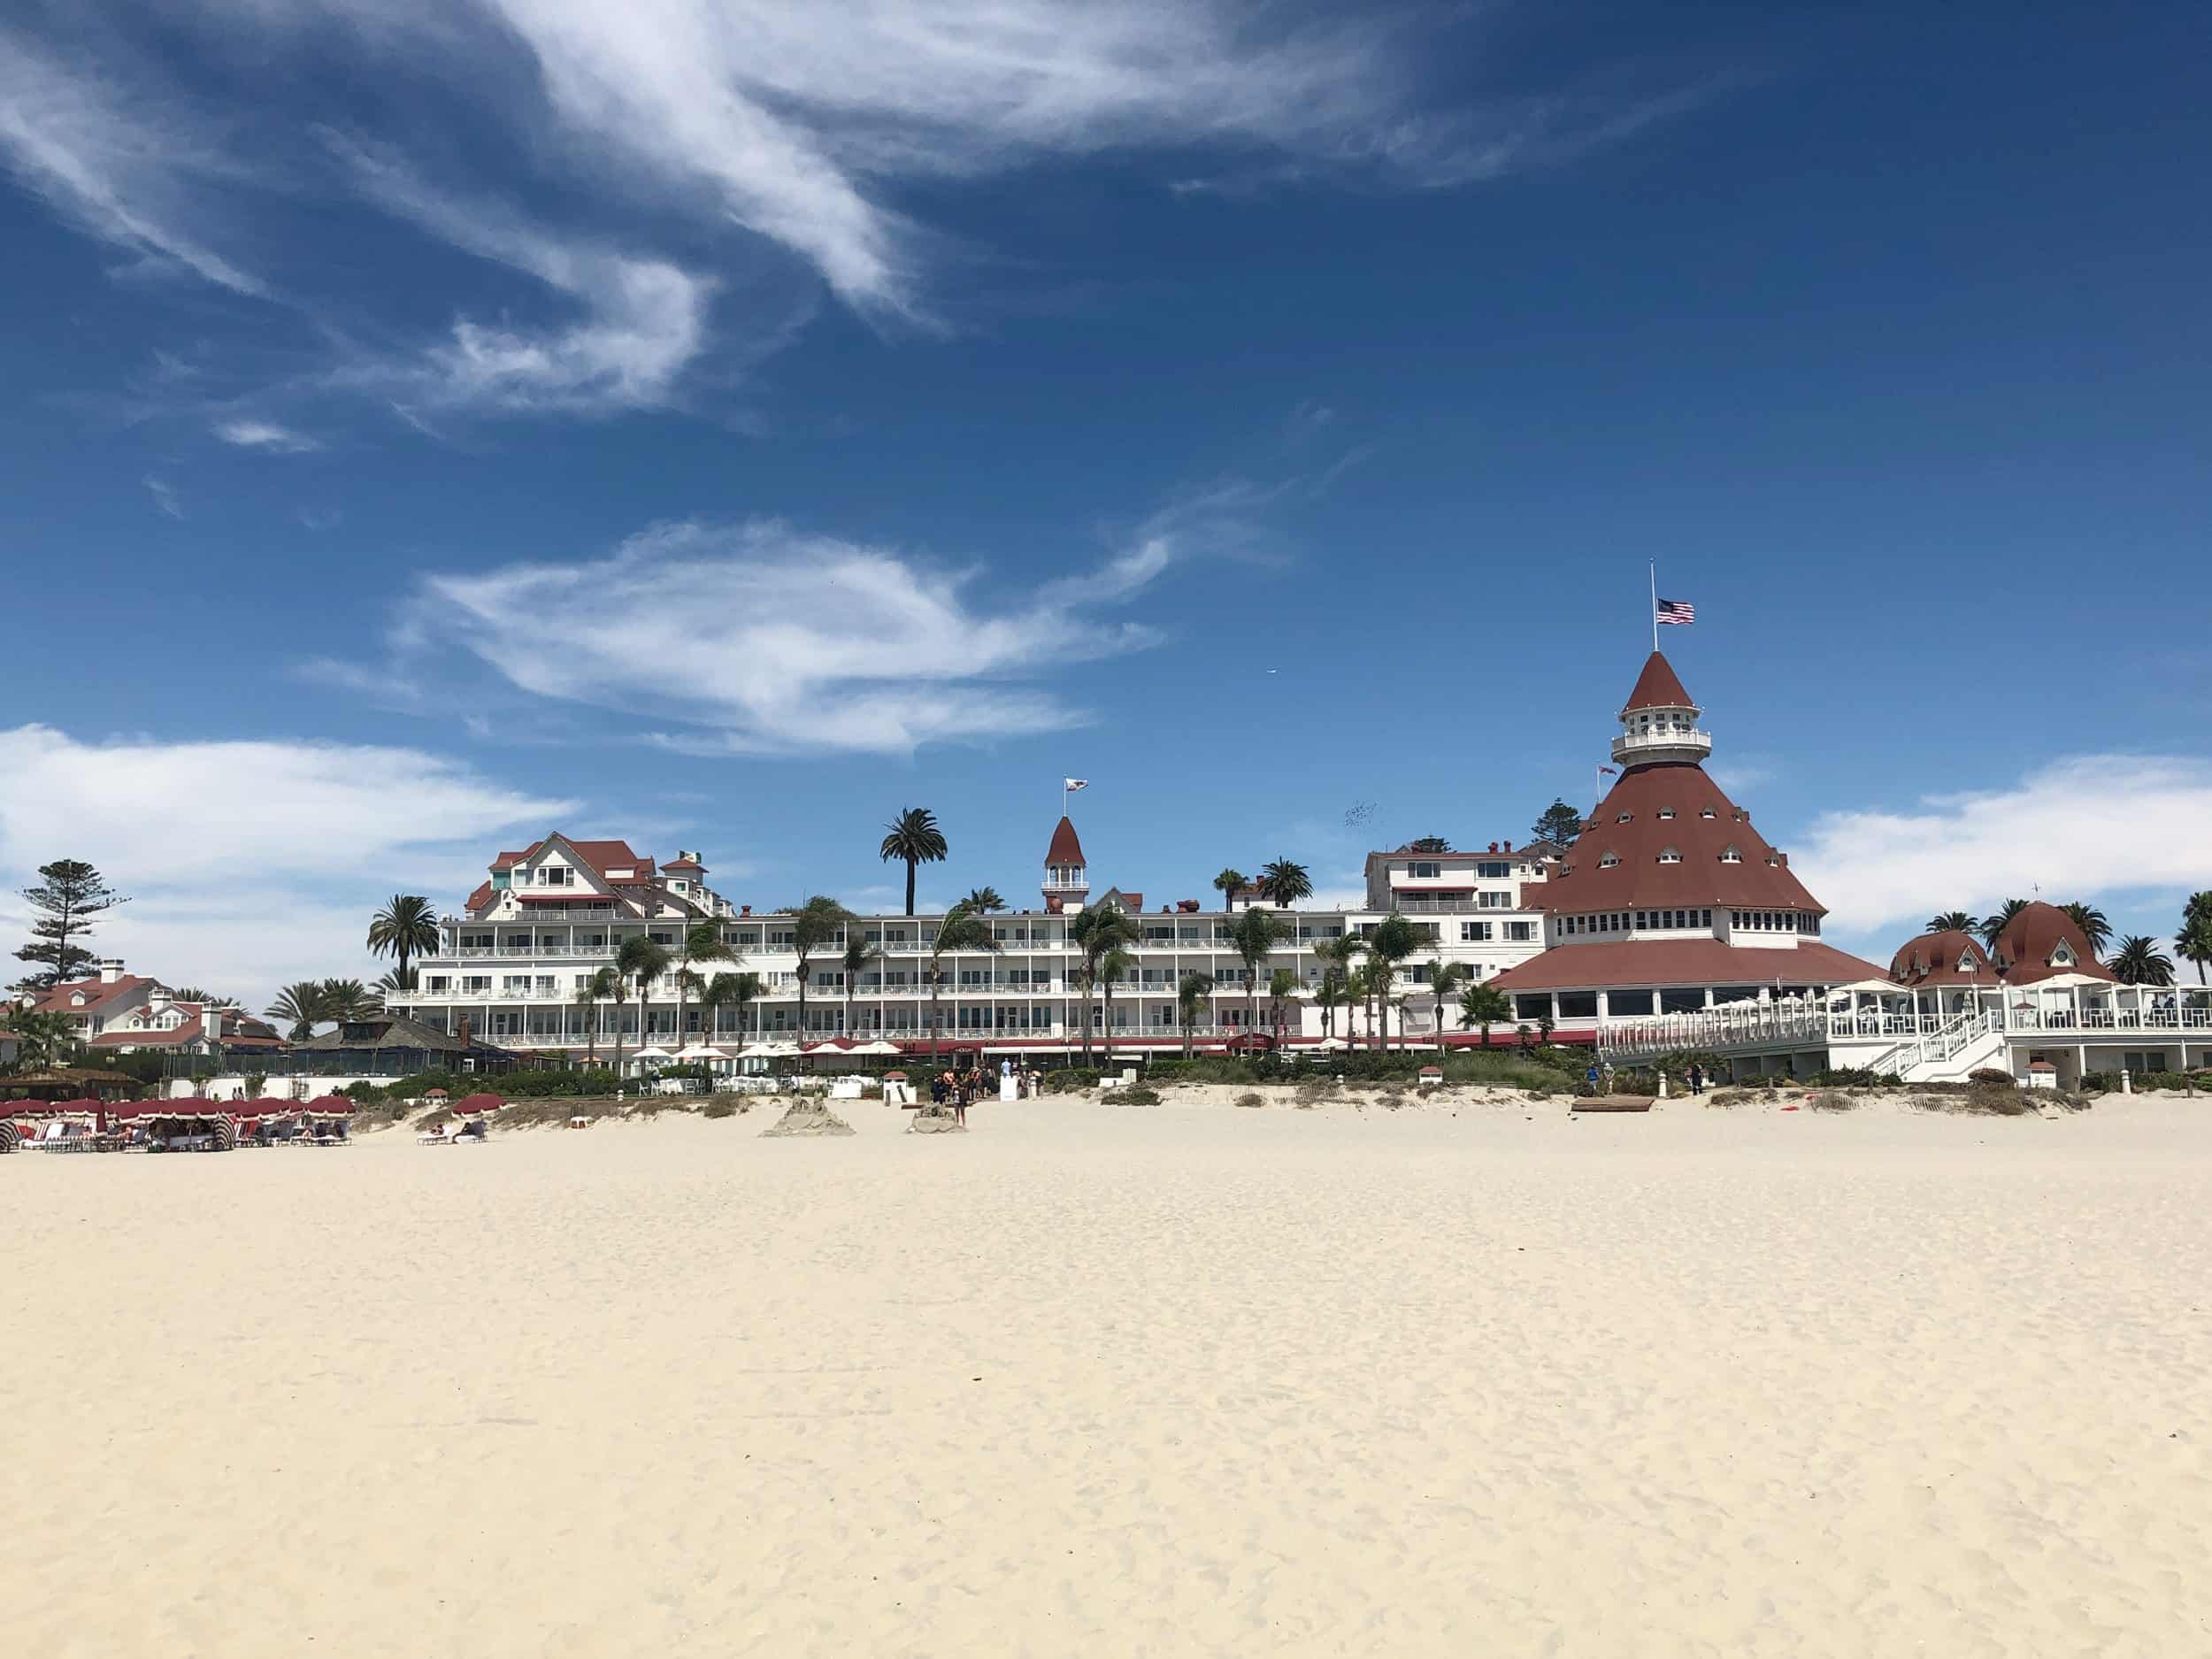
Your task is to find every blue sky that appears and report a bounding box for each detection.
[3,1,2208,1005]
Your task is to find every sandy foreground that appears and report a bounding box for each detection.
[7,1091,2211,1658]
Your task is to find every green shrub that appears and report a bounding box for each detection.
[1807,1089,1858,1112]
[1045,1068,1102,1093]
[702,1099,738,1119]
[1234,1091,1264,1109]
[1967,1067,2017,1088]
[1116,1086,1161,1106]
[1813,1065,1886,1087]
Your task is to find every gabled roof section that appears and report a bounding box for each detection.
[1887,929,1995,987]
[1532,763,1822,914]
[1622,651,1696,713]
[1987,902,2116,985]
[1046,816,1087,866]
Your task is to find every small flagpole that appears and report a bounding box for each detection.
[1649,560,1658,652]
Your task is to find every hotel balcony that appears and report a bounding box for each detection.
[1609,726,1713,765]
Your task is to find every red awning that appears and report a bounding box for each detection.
[305,1095,356,1115]
[455,1093,503,1114]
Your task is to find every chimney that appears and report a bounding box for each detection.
[1777,852,1788,868]
[98,957,124,984]
[457,1014,472,1050]
[204,1006,224,1041]
[1487,841,1498,854]
[740,904,751,916]
[1502,840,1512,853]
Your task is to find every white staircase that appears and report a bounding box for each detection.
[1863,1011,2008,1083]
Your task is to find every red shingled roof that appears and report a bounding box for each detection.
[30,974,155,1017]
[1532,764,1822,915]
[1888,929,1997,987]
[1045,816,1086,866]
[1987,902,2116,986]
[1489,939,1883,993]
[1622,650,1695,713]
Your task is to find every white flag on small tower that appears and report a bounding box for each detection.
[1064,778,1088,792]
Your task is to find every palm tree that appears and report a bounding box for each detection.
[841,933,884,1040]
[725,971,764,1047]
[3,1006,78,1072]
[1979,898,2030,951]
[1176,971,1214,1057]
[782,896,853,1042]
[964,887,1006,913]
[926,902,1000,1064]
[1316,933,1361,1047]
[579,965,620,1063]
[1066,959,1096,1065]
[2061,902,2113,957]
[1256,857,1312,911]
[604,969,632,1075]
[319,979,379,1020]
[375,967,419,996]
[166,985,229,1005]
[266,981,327,1041]
[2109,934,2176,987]
[366,894,442,983]
[1429,961,1469,1046]
[1459,983,1512,1051]
[1268,967,1300,1048]
[1314,964,1346,1040]
[1228,906,1279,1047]
[1362,913,1419,1050]
[1071,903,1141,1064]
[1212,868,1248,911]
[879,808,949,916]
[1095,948,1135,1062]
[2180,892,2212,985]
[1926,910,1976,935]
[695,971,747,1057]
[672,920,734,1041]
[616,935,672,1062]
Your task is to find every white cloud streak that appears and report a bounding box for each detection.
[142,475,183,518]
[1797,757,2212,936]
[0,30,267,296]
[3,4,1724,421]
[215,418,321,451]
[0,725,574,1010]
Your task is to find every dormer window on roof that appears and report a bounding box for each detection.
[2053,944,2075,964]
[1701,808,1717,818]
[1657,809,1675,820]
[1598,852,1621,869]
[1720,846,1741,864]
[1616,812,1632,824]
[1657,848,1682,864]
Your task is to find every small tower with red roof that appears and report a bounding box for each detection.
[1613,651,1714,768]
[1043,816,1089,913]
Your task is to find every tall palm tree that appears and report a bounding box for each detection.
[366,894,442,983]
[695,971,747,1057]
[1257,858,1312,911]
[1066,959,1096,1065]
[2109,935,2175,987]
[841,933,884,1039]
[926,902,1000,1064]
[1362,913,1419,1050]
[1212,867,1248,911]
[1176,971,1214,1057]
[1095,948,1135,1062]
[879,808,949,917]
[616,936,672,1062]
[672,920,734,1041]
[167,985,230,1005]
[2,1006,78,1072]
[1459,983,1512,1051]
[1926,910,1976,934]
[2061,902,2114,957]
[1071,903,1141,1065]
[964,887,1006,913]
[2180,892,2212,985]
[1429,961,1469,1046]
[727,971,764,1046]
[1979,898,2030,951]
[1228,906,1279,1047]
[783,896,853,1041]
[604,969,632,1075]
[1314,964,1346,1040]
[580,964,620,1063]
[1268,968,1300,1048]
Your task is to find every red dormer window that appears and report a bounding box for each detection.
[1657,848,1681,864]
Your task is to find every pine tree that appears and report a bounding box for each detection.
[12,861,128,990]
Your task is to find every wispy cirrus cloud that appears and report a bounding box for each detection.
[142,474,183,518]
[2,4,1731,425]
[309,477,1278,752]
[214,417,320,451]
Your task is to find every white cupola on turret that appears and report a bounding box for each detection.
[1612,651,1713,768]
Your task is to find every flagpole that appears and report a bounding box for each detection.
[1649,560,1658,652]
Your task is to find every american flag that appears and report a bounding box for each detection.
[1655,597,1695,626]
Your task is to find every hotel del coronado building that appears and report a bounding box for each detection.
[384,648,2206,1085]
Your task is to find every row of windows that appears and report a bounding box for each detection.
[1729,910,1820,935]
[1403,861,1517,880]
[1459,920,1538,943]
[1595,846,1742,869]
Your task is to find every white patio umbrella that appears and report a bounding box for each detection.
[740,1040,802,1058]
[852,1040,902,1056]
[1310,1034,1353,1051]
[674,1043,728,1062]
[632,1045,675,1064]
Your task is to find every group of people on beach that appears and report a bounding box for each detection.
[925,1057,1043,1125]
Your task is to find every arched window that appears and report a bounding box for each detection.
[1720,846,1741,864]
[1616,812,1633,824]
[1657,847,1681,864]
[1701,807,1717,818]
[1657,809,1676,820]
[1598,851,1621,869]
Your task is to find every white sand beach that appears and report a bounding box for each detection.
[7,1091,2212,1657]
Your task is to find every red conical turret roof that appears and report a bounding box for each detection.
[1046,816,1086,866]
[1622,651,1695,713]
